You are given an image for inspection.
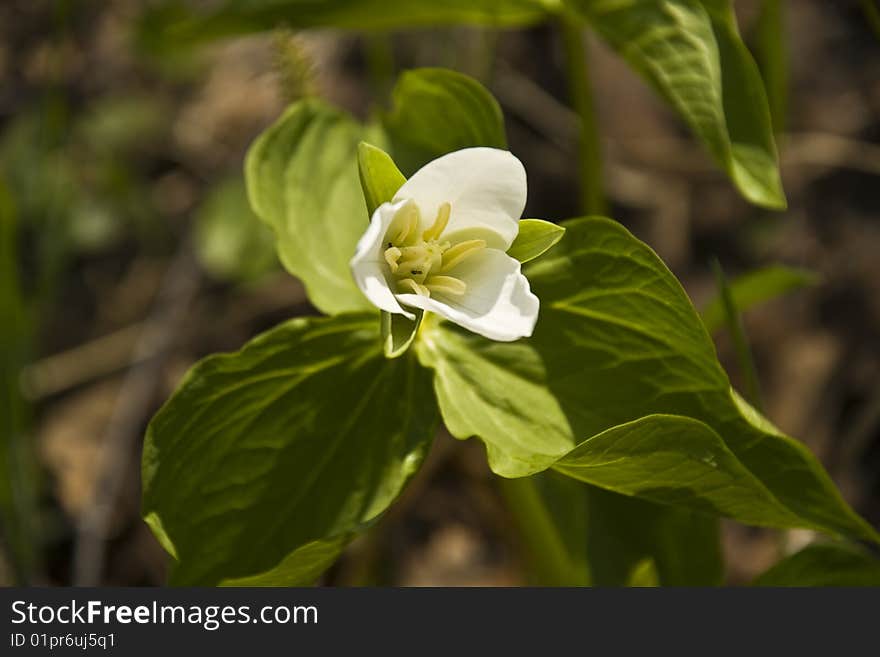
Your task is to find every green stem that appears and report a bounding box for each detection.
[0,182,40,584]
[711,258,764,413]
[499,476,589,586]
[365,32,395,104]
[560,17,605,216]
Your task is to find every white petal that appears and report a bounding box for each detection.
[392,147,526,250]
[396,249,538,341]
[350,200,415,319]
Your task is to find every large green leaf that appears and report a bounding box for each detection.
[382,68,508,175]
[569,0,785,209]
[142,314,437,585]
[753,543,880,587]
[555,414,799,528]
[138,0,551,51]
[245,99,373,315]
[417,217,878,542]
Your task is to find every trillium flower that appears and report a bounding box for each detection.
[350,147,539,342]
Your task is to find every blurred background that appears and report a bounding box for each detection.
[1,0,879,586]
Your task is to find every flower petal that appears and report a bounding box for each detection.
[392,148,526,250]
[350,200,415,319]
[396,248,538,341]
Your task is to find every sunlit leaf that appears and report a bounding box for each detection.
[142,314,437,584]
[245,99,373,315]
[417,217,878,543]
[508,219,565,263]
[383,68,507,175]
[554,414,799,528]
[569,0,785,209]
[357,141,406,218]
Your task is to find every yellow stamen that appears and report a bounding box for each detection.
[384,246,402,273]
[439,239,486,273]
[422,202,451,241]
[390,203,420,245]
[425,275,467,296]
[397,278,430,296]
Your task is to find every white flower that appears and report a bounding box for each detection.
[350,147,539,342]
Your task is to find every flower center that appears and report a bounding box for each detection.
[383,201,486,298]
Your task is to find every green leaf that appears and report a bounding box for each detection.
[245,99,372,315]
[569,0,785,209]
[555,414,800,528]
[417,217,878,543]
[137,0,551,51]
[194,178,278,282]
[357,141,406,218]
[142,314,437,585]
[752,0,788,134]
[417,328,572,475]
[753,543,880,587]
[383,68,507,175]
[701,264,818,333]
[220,537,350,586]
[382,310,423,359]
[507,219,565,263]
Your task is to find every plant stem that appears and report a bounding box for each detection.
[711,258,764,413]
[499,476,588,586]
[365,32,395,103]
[560,17,605,216]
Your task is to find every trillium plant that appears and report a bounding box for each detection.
[142,67,880,587]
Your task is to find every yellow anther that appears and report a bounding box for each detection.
[383,200,483,300]
[425,275,467,296]
[389,202,420,245]
[439,239,486,273]
[398,278,430,296]
[384,246,402,273]
[422,202,451,241]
